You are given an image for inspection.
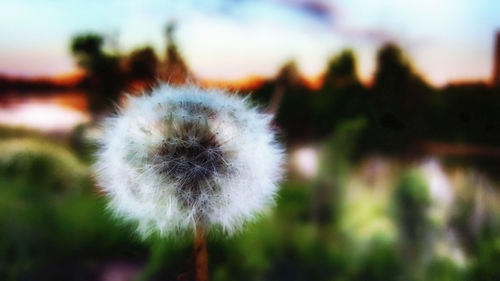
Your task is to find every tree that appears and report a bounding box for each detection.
[127,46,159,82]
[323,50,357,88]
[70,33,125,113]
[364,43,431,154]
[314,50,368,141]
[159,22,192,85]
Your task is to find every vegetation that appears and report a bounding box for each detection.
[0,21,499,281]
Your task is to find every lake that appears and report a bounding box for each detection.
[0,91,89,133]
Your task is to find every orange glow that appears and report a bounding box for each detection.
[0,72,83,87]
[50,70,85,86]
[49,92,88,111]
[200,75,325,91]
[200,76,266,91]
[302,75,323,90]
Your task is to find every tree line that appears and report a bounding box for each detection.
[69,27,500,156]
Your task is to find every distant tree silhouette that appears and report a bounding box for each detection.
[272,61,320,141]
[159,22,192,85]
[374,44,413,111]
[267,61,302,114]
[433,83,500,145]
[276,61,302,88]
[71,33,125,114]
[71,34,104,68]
[249,60,317,142]
[313,50,368,142]
[127,46,159,82]
[322,50,357,88]
[67,30,500,156]
[252,53,369,143]
[365,43,431,154]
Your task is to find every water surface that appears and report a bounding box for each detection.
[0,91,89,132]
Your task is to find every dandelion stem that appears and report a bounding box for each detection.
[193,225,208,281]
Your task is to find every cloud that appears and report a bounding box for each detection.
[277,0,336,25]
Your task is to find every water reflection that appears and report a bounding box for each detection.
[0,91,89,132]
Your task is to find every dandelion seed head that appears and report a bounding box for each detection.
[94,84,284,237]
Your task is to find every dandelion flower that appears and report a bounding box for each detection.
[94,84,284,237]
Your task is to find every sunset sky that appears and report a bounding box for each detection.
[0,0,499,86]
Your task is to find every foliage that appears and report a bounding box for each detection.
[0,138,143,280]
[71,33,124,112]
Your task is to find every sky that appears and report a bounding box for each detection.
[0,0,499,86]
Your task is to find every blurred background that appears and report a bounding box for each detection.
[1,0,499,280]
